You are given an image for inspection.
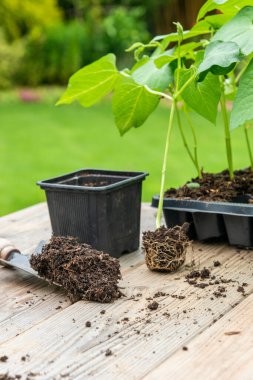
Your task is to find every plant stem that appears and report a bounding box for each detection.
[156,100,176,229]
[176,104,197,170]
[219,76,234,180]
[235,58,251,84]
[244,123,253,170]
[183,104,202,178]
[174,73,196,99]
[143,85,173,101]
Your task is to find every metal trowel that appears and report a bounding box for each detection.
[0,238,46,280]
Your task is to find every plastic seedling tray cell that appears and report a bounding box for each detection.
[152,195,253,248]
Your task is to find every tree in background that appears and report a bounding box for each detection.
[0,0,206,87]
[0,0,62,41]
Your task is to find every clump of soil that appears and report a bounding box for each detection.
[164,168,253,203]
[142,224,190,272]
[30,236,122,303]
[147,301,159,310]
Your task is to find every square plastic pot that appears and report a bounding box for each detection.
[37,169,148,258]
[152,196,253,248]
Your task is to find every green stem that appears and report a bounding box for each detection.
[176,104,197,170]
[156,100,176,229]
[235,59,251,84]
[183,104,202,178]
[219,76,234,180]
[174,73,196,99]
[176,38,181,92]
[244,124,253,170]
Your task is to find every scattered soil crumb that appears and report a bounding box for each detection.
[224,331,241,336]
[85,321,91,328]
[148,301,159,311]
[0,356,8,362]
[100,310,106,315]
[30,236,122,303]
[214,260,221,267]
[0,375,20,380]
[186,270,200,279]
[237,286,245,293]
[194,283,209,289]
[154,291,166,298]
[200,268,210,279]
[105,349,112,357]
[182,346,188,351]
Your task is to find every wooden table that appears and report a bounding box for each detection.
[1,203,253,380]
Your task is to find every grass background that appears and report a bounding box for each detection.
[0,89,252,216]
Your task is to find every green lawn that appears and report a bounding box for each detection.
[0,92,252,216]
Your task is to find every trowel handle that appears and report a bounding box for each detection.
[0,238,21,261]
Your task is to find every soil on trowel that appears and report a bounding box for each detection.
[142,223,190,272]
[164,168,253,203]
[30,236,122,303]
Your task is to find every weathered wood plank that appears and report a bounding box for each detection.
[0,203,51,253]
[0,241,252,379]
[0,203,154,344]
[144,292,253,380]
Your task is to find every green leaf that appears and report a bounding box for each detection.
[56,54,119,107]
[213,6,253,55]
[112,76,160,135]
[204,14,232,28]
[179,68,221,124]
[154,42,204,68]
[131,52,175,91]
[230,59,253,129]
[198,0,253,21]
[198,41,242,81]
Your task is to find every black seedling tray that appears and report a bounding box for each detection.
[152,195,253,248]
[38,169,148,258]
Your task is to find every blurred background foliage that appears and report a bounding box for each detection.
[0,0,205,88]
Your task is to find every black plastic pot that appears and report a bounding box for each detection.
[152,196,253,248]
[37,169,148,258]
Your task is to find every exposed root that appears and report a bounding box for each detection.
[142,223,190,272]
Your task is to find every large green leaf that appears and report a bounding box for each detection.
[112,76,160,135]
[230,59,253,129]
[179,68,221,124]
[56,54,119,107]
[131,52,175,91]
[204,14,231,28]
[198,40,242,81]
[213,6,253,55]
[198,0,253,21]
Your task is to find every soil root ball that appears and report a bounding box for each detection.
[142,223,190,272]
[30,236,122,303]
